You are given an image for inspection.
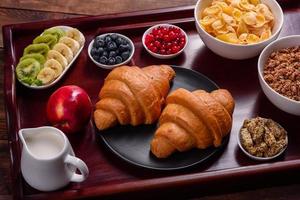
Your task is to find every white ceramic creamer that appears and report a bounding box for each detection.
[18,126,89,191]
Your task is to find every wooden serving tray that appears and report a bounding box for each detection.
[3,5,300,200]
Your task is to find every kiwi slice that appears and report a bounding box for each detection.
[42,28,66,41]
[24,44,49,57]
[20,53,46,65]
[33,34,57,49]
[16,58,41,85]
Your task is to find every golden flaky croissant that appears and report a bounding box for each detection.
[150,88,235,158]
[94,65,175,130]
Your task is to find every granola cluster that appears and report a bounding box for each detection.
[263,46,300,101]
[240,117,287,157]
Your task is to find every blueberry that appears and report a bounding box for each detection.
[107,42,117,51]
[95,38,105,47]
[92,54,100,61]
[119,44,130,52]
[109,51,117,58]
[99,56,108,64]
[96,35,103,41]
[122,39,129,45]
[111,34,118,41]
[98,47,104,55]
[116,37,123,45]
[102,51,108,57]
[91,48,98,56]
[115,56,123,64]
[104,35,112,44]
[121,51,130,60]
[93,41,100,48]
[115,49,120,55]
[108,57,116,65]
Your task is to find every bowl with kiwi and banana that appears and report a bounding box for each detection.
[15,26,85,89]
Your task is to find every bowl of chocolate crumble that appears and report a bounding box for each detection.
[238,117,288,161]
[258,35,300,115]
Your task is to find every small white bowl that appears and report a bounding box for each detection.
[88,33,135,69]
[194,0,284,60]
[258,35,300,115]
[142,24,188,59]
[237,125,288,161]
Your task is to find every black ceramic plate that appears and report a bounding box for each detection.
[98,66,229,170]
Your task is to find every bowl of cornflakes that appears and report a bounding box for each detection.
[194,0,284,60]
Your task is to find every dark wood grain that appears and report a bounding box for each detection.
[0,0,198,16]
[0,8,82,48]
[3,5,300,200]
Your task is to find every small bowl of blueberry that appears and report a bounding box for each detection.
[88,33,134,69]
[142,24,188,59]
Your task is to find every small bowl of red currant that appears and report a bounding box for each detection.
[142,24,188,59]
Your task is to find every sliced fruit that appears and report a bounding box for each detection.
[42,27,66,41]
[59,36,80,54]
[66,28,85,46]
[44,59,63,78]
[52,43,73,63]
[16,58,41,85]
[23,43,49,57]
[47,50,68,69]
[20,53,46,65]
[33,34,58,49]
[37,67,56,84]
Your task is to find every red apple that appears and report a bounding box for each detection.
[46,85,92,134]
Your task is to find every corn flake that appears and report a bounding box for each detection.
[199,0,274,44]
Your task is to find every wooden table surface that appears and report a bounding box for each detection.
[1,1,300,199]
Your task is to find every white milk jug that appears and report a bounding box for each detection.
[18,126,89,191]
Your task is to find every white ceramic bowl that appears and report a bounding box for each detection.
[194,0,284,60]
[258,35,300,115]
[142,24,188,59]
[237,125,288,161]
[88,33,135,69]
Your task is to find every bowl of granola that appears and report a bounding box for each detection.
[258,35,300,115]
[238,117,288,161]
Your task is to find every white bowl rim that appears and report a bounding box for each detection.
[258,34,300,104]
[88,32,135,69]
[237,123,288,161]
[142,23,189,57]
[194,0,284,47]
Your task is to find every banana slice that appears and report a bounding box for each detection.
[44,59,63,78]
[47,50,68,69]
[52,43,74,63]
[37,67,56,84]
[66,28,85,46]
[59,36,80,55]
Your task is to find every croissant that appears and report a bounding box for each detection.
[150,88,235,158]
[94,65,175,130]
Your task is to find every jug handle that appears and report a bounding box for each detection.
[65,154,89,182]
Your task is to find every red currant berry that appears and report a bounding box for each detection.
[149,46,158,53]
[163,34,171,42]
[152,28,159,35]
[171,45,180,53]
[145,34,154,44]
[169,31,176,40]
[154,40,161,48]
[161,27,168,35]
